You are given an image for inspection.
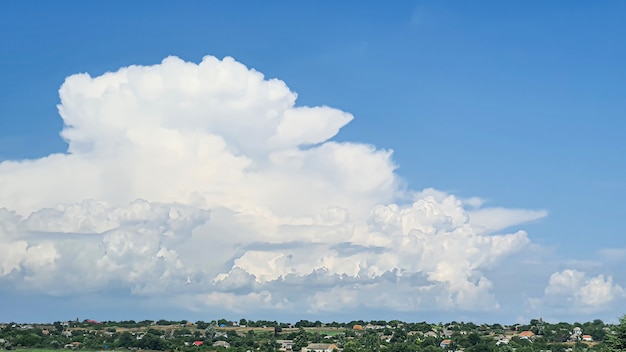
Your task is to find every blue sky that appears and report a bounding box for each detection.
[1,1,625,324]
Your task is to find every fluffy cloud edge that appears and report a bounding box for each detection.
[0,54,560,317]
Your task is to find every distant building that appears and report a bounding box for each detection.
[276,340,294,351]
[424,331,438,338]
[213,341,230,348]
[496,338,510,346]
[442,329,453,337]
[302,343,337,352]
[519,331,535,340]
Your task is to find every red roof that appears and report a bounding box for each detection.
[193,341,204,346]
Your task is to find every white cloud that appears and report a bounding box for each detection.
[545,269,624,306]
[534,269,626,313]
[0,55,550,316]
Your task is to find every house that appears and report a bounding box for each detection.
[424,331,438,338]
[519,331,535,340]
[276,340,294,351]
[65,342,81,349]
[381,335,393,343]
[582,335,593,342]
[192,341,204,347]
[496,338,510,346]
[353,324,364,331]
[440,339,452,348]
[302,343,338,352]
[442,329,454,337]
[213,341,230,348]
[573,327,582,335]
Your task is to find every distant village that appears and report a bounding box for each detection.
[0,317,621,352]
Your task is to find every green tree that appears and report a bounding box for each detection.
[421,336,438,347]
[575,341,589,351]
[467,332,481,346]
[293,329,309,351]
[495,345,514,352]
[363,331,380,352]
[196,320,209,329]
[15,333,41,347]
[423,345,442,352]
[244,330,257,348]
[343,340,361,352]
[606,315,626,352]
[468,343,495,352]
[391,328,407,343]
[138,332,167,350]
[205,323,217,340]
[552,343,568,352]
[261,338,280,352]
[116,331,135,348]
[311,332,322,343]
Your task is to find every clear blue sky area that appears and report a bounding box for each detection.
[0,1,625,323]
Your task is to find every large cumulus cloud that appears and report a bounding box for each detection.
[0,55,549,316]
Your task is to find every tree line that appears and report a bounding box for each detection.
[0,315,625,352]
